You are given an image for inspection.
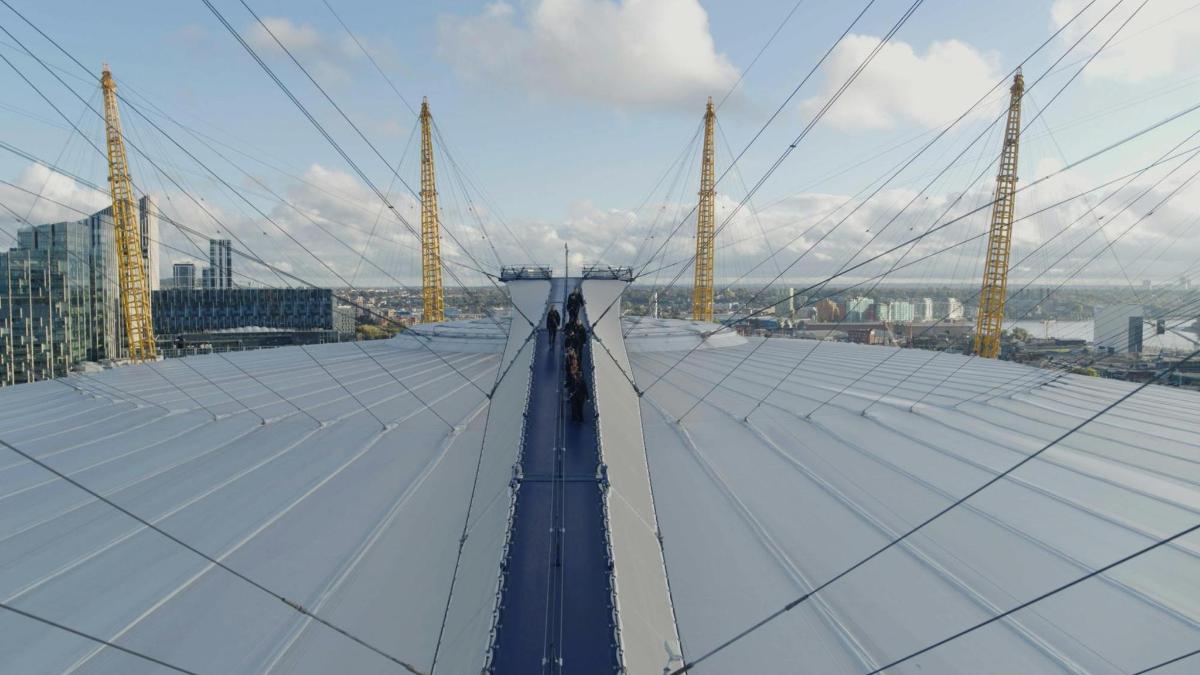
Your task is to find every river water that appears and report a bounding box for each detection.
[1006,319,1198,352]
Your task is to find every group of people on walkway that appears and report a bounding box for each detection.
[546,287,590,422]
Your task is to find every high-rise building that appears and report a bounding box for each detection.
[936,297,964,321]
[0,211,121,385]
[918,297,934,321]
[650,291,659,319]
[814,299,841,321]
[883,301,915,322]
[173,262,197,290]
[208,239,232,289]
[139,195,160,291]
[845,297,874,321]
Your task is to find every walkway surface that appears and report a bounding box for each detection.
[491,279,619,673]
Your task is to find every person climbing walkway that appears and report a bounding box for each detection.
[566,286,585,324]
[568,369,590,422]
[546,306,560,345]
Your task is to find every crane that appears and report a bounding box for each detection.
[419,97,445,323]
[100,65,156,361]
[973,70,1024,358]
[691,97,716,322]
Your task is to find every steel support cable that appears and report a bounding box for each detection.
[18,87,96,224]
[430,329,539,669]
[597,0,805,264]
[0,436,425,675]
[432,126,502,268]
[183,121,422,291]
[216,0,530,333]
[620,126,708,336]
[613,0,1103,346]
[319,0,418,117]
[349,340,457,431]
[1132,646,1200,674]
[353,118,419,285]
[119,82,428,241]
[431,118,538,265]
[823,128,1200,419]
[1031,93,1143,301]
[633,123,706,275]
[716,0,807,109]
[0,601,196,674]
[597,114,704,269]
[299,345,389,430]
[634,94,1200,400]
[716,118,783,277]
[597,0,811,267]
[865,436,1200,672]
[668,346,1200,674]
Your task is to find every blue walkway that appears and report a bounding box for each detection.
[490,280,619,674]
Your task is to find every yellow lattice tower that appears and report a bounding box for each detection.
[101,65,156,361]
[973,71,1024,359]
[419,97,445,323]
[691,97,716,322]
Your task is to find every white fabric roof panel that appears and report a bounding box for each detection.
[583,281,681,673]
[4,306,1200,674]
[631,334,1200,674]
[0,337,501,674]
[434,279,549,673]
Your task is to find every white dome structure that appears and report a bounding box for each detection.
[1,279,1198,674]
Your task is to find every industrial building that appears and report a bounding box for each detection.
[152,287,356,338]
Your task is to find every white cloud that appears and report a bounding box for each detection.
[801,35,1002,130]
[1052,0,1200,83]
[10,158,1192,292]
[244,16,362,84]
[437,0,738,106]
[0,164,109,228]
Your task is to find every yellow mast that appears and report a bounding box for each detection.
[419,97,445,323]
[691,97,716,322]
[973,70,1024,358]
[100,65,156,361]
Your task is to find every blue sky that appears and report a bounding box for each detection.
[2,0,1199,288]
